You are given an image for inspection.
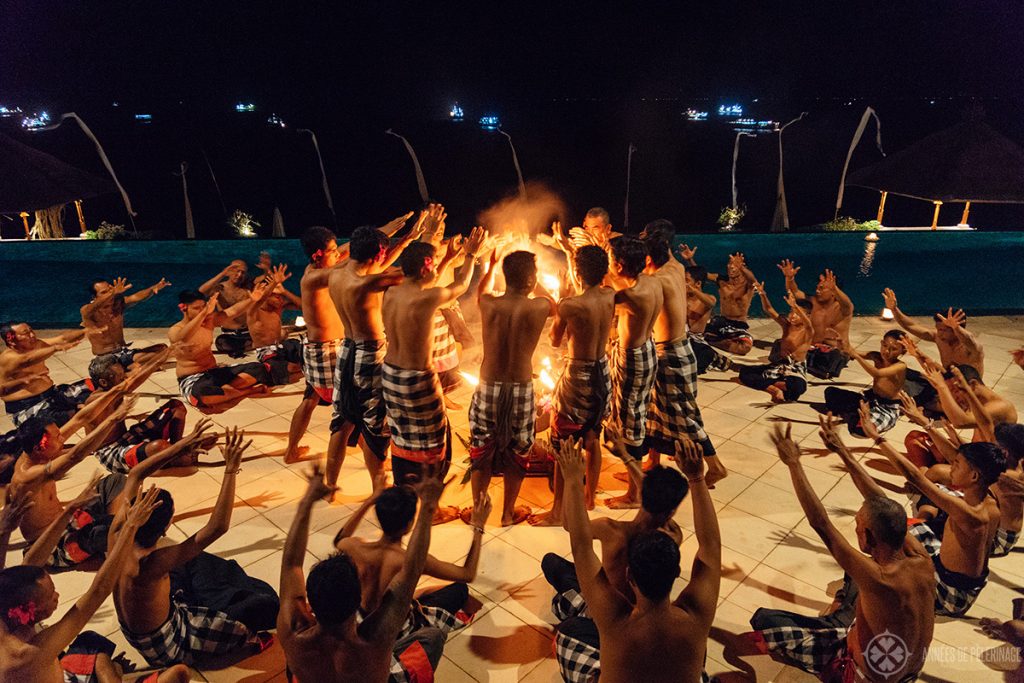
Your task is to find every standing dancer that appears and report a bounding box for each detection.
[605,236,663,509]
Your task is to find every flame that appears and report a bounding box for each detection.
[540,273,560,298]
[459,371,480,387]
[294,316,306,327]
[539,369,556,390]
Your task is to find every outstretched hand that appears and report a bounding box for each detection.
[303,463,337,502]
[857,401,882,441]
[770,423,801,465]
[0,487,34,535]
[221,427,251,472]
[409,461,451,505]
[897,391,928,426]
[464,226,487,256]
[554,438,586,480]
[184,417,216,445]
[68,471,103,512]
[777,259,800,278]
[936,307,966,330]
[817,413,846,454]
[882,287,897,310]
[469,491,492,527]
[673,438,704,479]
[678,243,697,261]
[125,486,164,529]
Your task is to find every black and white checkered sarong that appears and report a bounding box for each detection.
[303,337,342,403]
[431,310,459,373]
[468,380,536,471]
[611,339,657,450]
[991,527,1019,557]
[646,338,708,453]
[757,620,851,675]
[332,339,389,457]
[6,380,92,427]
[555,623,712,683]
[908,522,988,616]
[551,357,611,446]
[122,594,256,666]
[382,363,448,461]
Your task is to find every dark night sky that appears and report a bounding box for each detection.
[2,1,1023,111]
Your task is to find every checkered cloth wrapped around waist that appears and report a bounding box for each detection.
[646,337,708,448]
[332,338,388,448]
[382,363,448,462]
[468,380,536,471]
[908,521,988,617]
[122,594,256,666]
[431,310,459,373]
[551,357,611,443]
[611,339,657,448]
[302,337,342,402]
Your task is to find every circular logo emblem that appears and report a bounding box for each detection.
[864,629,909,678]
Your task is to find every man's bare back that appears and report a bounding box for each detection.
[478,293,552,383]
[301,265,344,342]
[329,260,391,342]
[383,282,444,370]
[616,274,662,349]
[650,260,688,344]
[559,288,616,360]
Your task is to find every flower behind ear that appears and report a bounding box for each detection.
[7,601,37,626]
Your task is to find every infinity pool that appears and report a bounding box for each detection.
[0,232,1021,327]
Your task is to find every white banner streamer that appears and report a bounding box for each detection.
[834,107,885,217]
[771,112,808,231]
[732,132,756,210]
[174,162,195,239]
[385,129,429,203]
[298,129,336,223]
[624,143,637,229]
[499,130,527,200]
[37,112,137,229]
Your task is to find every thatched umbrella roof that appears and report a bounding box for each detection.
[846,121,1024,203]
[0,132,113,213]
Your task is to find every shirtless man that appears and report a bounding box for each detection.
[552,437,720,683]
[698,251,758,355]
[113,428,277,667]
[0,323,87,427]
[333,477,487,638]
[737,283,813,403]
[0,490,186,683]
[169,277,283,414]
[381,228,485,488]
[279,463,451,683]
[247,264,306,387]
[279,227,347,464]
[531,245,615,525]
[639,221,724,489]
[605,236,663,506]
[860,404,1005,616]
[199,259,255,357]
[884,290,985,377]
[81,276,170,368]
[542,428,688,621]
[752,420,935,681]
[780,262,854,376]
[467,250,553,526]
[550,207,623,257]
[816,330,908,437]
[325,217,427,491]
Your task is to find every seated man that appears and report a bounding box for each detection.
[0,490,189,683]
[752,419,935,682]
[112,428,277,667]
[992,442,1024,556]
[81,276,170,369]
[246,264,306,386]
[780,262,853,378]
[860,404,1005,616]
[542,430,687,622]
[685,265,732,374]
[884,289,985,377]
[736,284,812,403]
[85,350,196,473]
[279,463,452,682]
[552,437,720,683]
[333,476,486,636]
[198,259,256,358]
[0,323,87,427]
[170,281,290,414]
[814,330,907,437]
[467,250,553,526]
[701,252,757,356]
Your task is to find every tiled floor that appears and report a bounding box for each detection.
[4,315,1024,682]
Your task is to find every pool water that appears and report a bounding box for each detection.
[0,232,1022,327]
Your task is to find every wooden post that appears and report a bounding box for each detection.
[74,200,87,234]
[876,191,888,224]
[19,212,30,238]
[960,201,971,226]
[931,201,942,230]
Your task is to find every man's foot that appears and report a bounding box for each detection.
[501,505,532,526]
[283,445,313,464]
[443,395,463,411]
[766,384,786,403]
[528,510,563,527]
[705,457,728,489]
[326,487,342,504]
[433,505,461,525]
[605,494,640,510]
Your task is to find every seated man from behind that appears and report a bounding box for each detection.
[279,463,452,683]
[551,437,720,683]
[752,419,935,682]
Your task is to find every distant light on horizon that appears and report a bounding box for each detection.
[717,104,743,117]
[134,113,152,123]
[449,103,464,121]
[21,111,50,129]
[479,115,500,131]
[235,102,256,113]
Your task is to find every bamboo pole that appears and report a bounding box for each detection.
[931,201,942,230]
[960,201,971,226]
[19,212,30,238]
[876,191,888,224]
[74,200,87,234]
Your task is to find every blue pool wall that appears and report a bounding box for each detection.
[0,232,1021,327]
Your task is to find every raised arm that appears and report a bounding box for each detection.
[378,210,415,237]
[603,427,644,489]
[0,487,34,569]
[33,488,161,662]
[168,294,219,343]
[80,278,131,323]
[23,473,101,567]
[818,414,888,499]
[922,365,974,427]
[360,462,447,643]
[844,343,905,379]
[753,280,784,325]
[824,270,854,318]
[423,492,490,582]
[673,439,721,621]
[198,264,233,296]
[476,250,499,304]
[677,243,698,267]
[440,227,486,303]
[125,277,171,306]
[771,424,878,581]
[883,289,935,340]
[0,342,72,374]
[279,465,337,635]
[380,210,431,270]
[554,439,630,625]
[777,259,806,299]
[333,470,388,545]
[122,418,216,500]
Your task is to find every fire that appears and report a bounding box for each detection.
[540,273,560,299]
[459,371,480,387]
[539,369,556,391]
